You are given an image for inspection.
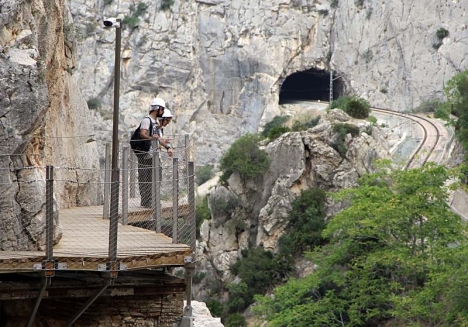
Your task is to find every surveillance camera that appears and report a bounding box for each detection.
[103,18,120,27]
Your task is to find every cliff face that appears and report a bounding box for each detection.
[194,109,392,300]
[69,0,467,166]
[0,0,100,250]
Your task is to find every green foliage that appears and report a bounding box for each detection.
[330,95,371,119]
[195,196,210,238]
[345,97,371,119]
[228,248,292,313]
[367,115,377,124]
[331,123,360,157]
[123,15,140,29]
[443,71,468,156]
[196,165,214,185]
[225,313,247,327]
[207,299,224,318]
[255,163,468,327]
[291,115,321,132]
[135,2,148,16]
[262,115,290,137]
[436,27,449,39]
[267,126,290,140]
[161,0,174,10]
[123,2,148,29]
[219,134,270,183]
[278,189,327,257]
[413,99,442,113]
[193,271,206,284]
[87,97,101,109]
[330,0,339,8]
[330,95,352,110]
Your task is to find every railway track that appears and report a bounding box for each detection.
[370,107,446,170]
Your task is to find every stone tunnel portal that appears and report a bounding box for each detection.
[279,69,344,104]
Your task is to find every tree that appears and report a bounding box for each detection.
[444,71,468,154]
[219,134,269,183]
[254,162,468,326]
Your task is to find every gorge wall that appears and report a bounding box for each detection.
[1,0,100,250]
[69,0,467,166]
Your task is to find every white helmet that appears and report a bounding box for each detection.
[160,109,174,119]
[149,97,166,110]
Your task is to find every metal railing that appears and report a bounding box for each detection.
[0,135,196,274]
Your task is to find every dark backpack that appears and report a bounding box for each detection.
[130,117,153,152]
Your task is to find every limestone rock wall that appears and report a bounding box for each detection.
[69,0,467,167]
[0,0,101,250]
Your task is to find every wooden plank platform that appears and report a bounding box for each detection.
[0,205,192,273]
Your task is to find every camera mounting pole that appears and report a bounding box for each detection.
[108,18,122,276]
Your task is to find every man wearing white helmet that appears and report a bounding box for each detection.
[136,97,173,207]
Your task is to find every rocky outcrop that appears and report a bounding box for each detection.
[194,109,391,300]
[0,0,100,250]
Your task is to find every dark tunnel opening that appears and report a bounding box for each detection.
[279,69,345,104]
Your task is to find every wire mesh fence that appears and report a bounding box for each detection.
[0,137,195,274]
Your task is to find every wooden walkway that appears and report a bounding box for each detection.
[0,205,192,273]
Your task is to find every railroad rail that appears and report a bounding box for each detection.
[370,107,445,169]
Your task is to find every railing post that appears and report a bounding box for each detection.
[188,162,196,251]
[172,157,179,243]
[103,142,111,219]
[45,165,54,261]
[184,134,190,177]
[122,146,129,225]
[152,141,161,232]
[130,151,136,198]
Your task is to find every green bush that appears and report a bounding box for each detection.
[330,95,370,119]
[225,313,247,327]
[123,15,140,29]
[436,27,449,39]
[193,271,206,284]
[278,189,327,257]
[267,126,290,140]
[291,116,321,131]
[195,196,211,238]
[413,99,442,113]
[261,115,290,137]
[161,0,174,10]
[196,165,214,185]
[207,299,224,318]
[367,115,377,124]
[345,97,371,119]
[331,123,360,157]
[228,248,292,312]
[87,97,101,109]
[220,134,269,183]
[330,95,352,110]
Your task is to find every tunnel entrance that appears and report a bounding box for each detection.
[279,69,344,104]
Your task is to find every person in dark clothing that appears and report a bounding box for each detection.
[135,97,173,207]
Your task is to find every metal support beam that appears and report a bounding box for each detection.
[26,276,49,327]
[65,279,112,327]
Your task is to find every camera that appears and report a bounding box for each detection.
[103,18,120,27]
